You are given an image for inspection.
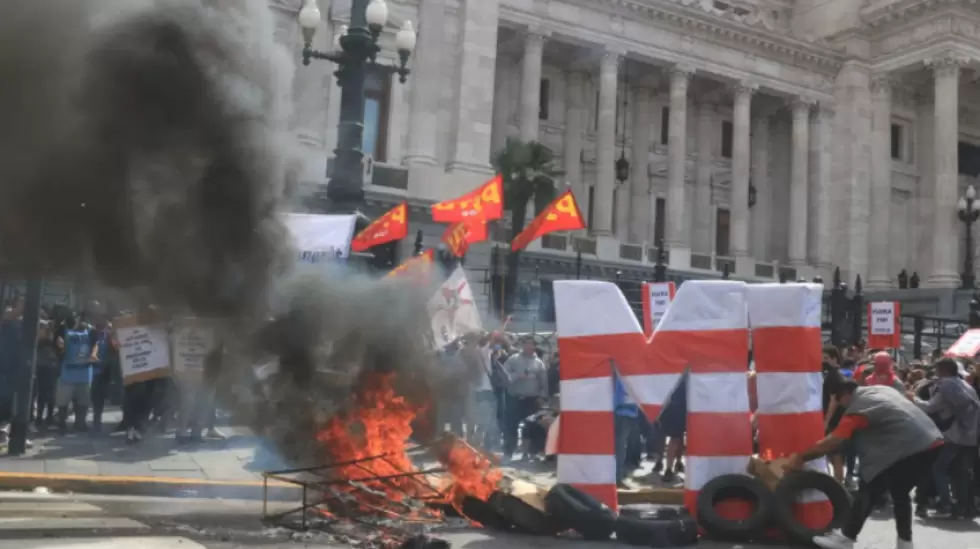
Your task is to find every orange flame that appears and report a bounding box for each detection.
[316,373,501,523]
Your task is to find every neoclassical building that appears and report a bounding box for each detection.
[275,0,980,293]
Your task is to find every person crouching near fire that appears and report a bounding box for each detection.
[785,376,943,549]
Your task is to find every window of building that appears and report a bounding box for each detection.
[363,68,391,162]
[612,188,618,233]
[890,123,903,161]
[959,141,980,177]
[587,186,596,230]
[654,197,666,244]
[716,208,731,256]
[595,91,600,132]
[539,79,550,121]
[660,107,670,145]
[721,120,734,159]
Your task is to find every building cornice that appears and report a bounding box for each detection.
[571,0,843,73]
[862,0,980,29]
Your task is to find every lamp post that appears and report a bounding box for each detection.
[957,184,980,289]
[298,0,416,213]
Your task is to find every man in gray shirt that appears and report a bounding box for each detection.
[786,378,943,549]
[501,337,548,461]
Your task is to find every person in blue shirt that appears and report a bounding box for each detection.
[55,316,97,434]
[614,370,640,487]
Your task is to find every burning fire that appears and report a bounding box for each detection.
[316,373,501,519]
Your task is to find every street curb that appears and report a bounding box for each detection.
[617,487,685,505]
[0,472,302,501]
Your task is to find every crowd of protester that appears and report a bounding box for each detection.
[0,297,225,448]
[434,330,688,489]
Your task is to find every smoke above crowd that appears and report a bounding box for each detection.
[0,0,437,465]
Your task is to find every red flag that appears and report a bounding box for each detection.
[386,249,434,280]
[351,202,408,253]
[441,222,471,257]
[463,219,488,244]
[431,175,503,223]
[511,190,586,251]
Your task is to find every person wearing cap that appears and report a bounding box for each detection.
[910,357,980,519]
[865,352,905,393]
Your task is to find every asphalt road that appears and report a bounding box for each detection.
[0,490,977,549]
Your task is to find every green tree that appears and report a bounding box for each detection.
[492,138,563,313]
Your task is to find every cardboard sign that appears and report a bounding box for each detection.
[946,328,980,358]
[172,318,217,379]
[115,314,171,385]
[641,282,676,336]
[867,301,901,349]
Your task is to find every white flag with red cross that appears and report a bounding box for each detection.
[427,266,483,348]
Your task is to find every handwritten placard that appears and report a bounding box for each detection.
[867,301,901,349]
[172,318,217,378]
[115,315,171,385]
[642,282,675,336]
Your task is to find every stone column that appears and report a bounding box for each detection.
[593,50,620,236]
[731,82,756,270]
[867,76,894,289]
[629,87,652,243]
[447,0,499,187]
[491,57,512,154]
[810,104,834,274]
[693,103,714,254]
[665,66,693,251]
[927,56,965,287]
[563,71,586,209]
[788,99,811,267]
[404,0,445,198]
[519,31,545,142]
[750,116,770,260]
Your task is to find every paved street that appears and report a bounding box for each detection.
[0,489,976,549]
[0,409,288,482]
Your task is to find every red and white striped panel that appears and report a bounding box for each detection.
[554,280,639,509]
[746,283,833,531]
[641,281,676,336]
[679,281,754,518]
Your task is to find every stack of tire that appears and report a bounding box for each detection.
[696,471,853,544]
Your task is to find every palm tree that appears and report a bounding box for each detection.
[492,138,563,313]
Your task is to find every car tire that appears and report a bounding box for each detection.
[460,495,511,531]
[771,470,852,545]
[493,493,558,536]
[695,474,774,542]
[614,514,698,547]
[544,483,615,541]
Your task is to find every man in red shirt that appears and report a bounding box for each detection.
[785,378,943,549]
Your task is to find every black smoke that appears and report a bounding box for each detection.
[0,0,441,466]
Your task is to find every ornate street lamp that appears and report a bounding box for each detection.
[958,185,980,289]
[298,0,416,214]
[615,64,630,184]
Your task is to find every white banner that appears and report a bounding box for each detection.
[869,301,897,335]
[428,266,483,348]
[284,213,357,261]
[117,324,171,384]
[171,318,217,379]
[947,328,980,357]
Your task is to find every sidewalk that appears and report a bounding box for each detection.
[0,409,300,501]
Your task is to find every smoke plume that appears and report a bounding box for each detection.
[0,0,441,465]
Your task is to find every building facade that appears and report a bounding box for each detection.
[272,0,980,295]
